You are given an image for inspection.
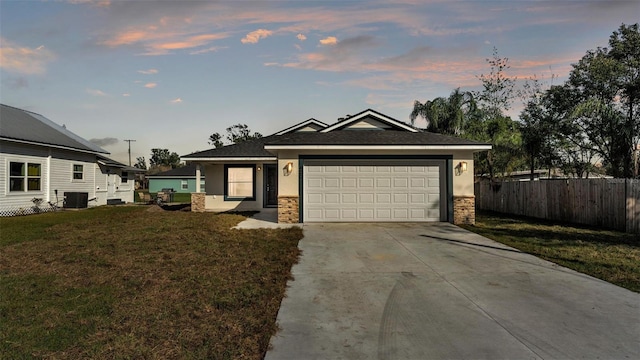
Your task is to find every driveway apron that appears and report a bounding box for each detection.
[265,223,640,360]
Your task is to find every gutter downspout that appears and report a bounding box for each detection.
[46,153,51,203]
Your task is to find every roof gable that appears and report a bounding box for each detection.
[275,118,328,135]
[321,109,418,133]
[0,104,109,154]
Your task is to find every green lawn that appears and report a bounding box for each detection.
[0,206,303,359]
[461,211,640,292]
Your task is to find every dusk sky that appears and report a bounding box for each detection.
[1,0,638,165]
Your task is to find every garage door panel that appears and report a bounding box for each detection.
[341,209,357,220]
[342,178,357,187]
[359,193,374,203]
[308,178,322,188]
[308,193,323,204]
[359,178,374,187]
[304,163,443,222]
[358,208,375,220]
[342,193,357,203]
[376,178,391,187]
[393,193,409,204]
[325,193,340,203]
[376,193,392,204]
[376,209,392,219]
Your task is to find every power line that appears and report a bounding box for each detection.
[123,139,136,166]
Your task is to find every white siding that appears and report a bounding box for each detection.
[1,141,136,211]
[0,144,49,210]
[48,149,98,207]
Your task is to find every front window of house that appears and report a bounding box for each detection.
[9,162,41,192]
[73,164,83,180]
[224,165,255,200]
[122,171,128,183]
[181,180,188,190]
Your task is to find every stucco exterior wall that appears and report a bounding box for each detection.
[200,162,274,211]
[276,149,477,197]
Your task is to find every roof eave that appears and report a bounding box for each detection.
[1,137,110,155]
[263,145,492,151]
[182,156,278,162]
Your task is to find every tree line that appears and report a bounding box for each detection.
[133,124,263,174]
[411,23,639,180]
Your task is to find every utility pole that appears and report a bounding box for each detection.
[123,139,136,166]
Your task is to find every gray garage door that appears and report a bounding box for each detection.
[303,161,444,222]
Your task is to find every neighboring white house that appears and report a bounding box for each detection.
[0,104,142,215]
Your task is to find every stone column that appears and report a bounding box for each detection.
[453,195,475,225]
[191,192,205,213]
[278,196,299,223]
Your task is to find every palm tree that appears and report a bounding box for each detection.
[410,88,477,136]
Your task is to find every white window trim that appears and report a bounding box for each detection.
[8,160,43,193]
[72,163,84,182]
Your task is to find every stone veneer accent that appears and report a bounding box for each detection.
[278,196,300,223]
[453,195,475,225]
[191,192,205,213]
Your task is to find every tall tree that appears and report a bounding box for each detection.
[149,148,181,169]
[474,47,516,119]
[208,133,224,148]
[471,47,522,180]
[410,88,477,136]
[566,23,640,178]
[518,75,560,180]
[207,124,263,148]
[134,156,147,170]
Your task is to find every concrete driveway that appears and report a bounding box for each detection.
[265,223,640,360]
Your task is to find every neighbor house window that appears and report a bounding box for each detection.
[181,180,188,190]
[73,164,84,180]
[224,165,255,200]
[9,162,41,192]
[121,171,128,183]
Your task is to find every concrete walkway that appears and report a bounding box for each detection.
[265,223,640,360]
[232,209,302,229]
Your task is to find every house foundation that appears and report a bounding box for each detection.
[453,195,475,225]
[278,196,299,223]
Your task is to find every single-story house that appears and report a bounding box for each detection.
[147,164,205,193]
[0,104,143,215]
[182,109,491,224]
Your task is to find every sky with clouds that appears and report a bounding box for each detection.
[1,0,638,164]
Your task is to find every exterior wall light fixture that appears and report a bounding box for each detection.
[284,161,294,176]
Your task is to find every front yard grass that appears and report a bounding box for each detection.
[460,211,640,293]
[0,206,303,359]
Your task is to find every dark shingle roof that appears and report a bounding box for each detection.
[0,104,108,154]
[264,130,490,147]
[182,131,489,160]
[182,135,277,159]
[147,164,199,177]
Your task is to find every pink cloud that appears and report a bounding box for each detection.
[241,29,273,44]
[0,38,56,74]
[144,82,157,88]
[319,36,338,45]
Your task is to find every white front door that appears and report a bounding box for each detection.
[303,161,445,222]
[107,173,117,198]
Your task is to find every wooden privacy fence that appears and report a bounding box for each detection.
[475,179,640,234]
